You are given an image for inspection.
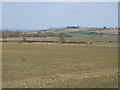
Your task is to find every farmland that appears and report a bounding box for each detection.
[1,28,118,88]
[1,28,118,44]
[2,1,119,88]
[2,42,118,88]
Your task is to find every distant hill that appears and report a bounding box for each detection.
[0,27,118,38]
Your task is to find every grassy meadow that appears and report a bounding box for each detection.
[2,42,118,88]
[5,35,118,43]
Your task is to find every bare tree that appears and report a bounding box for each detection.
[58,33,66,43]
[2,31,8,42]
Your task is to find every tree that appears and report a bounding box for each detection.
[2,31,8,42]
[22,33,27,42]
[23,37,27,42]
[58,33,66,43]
[99,33,103,37]
[103,26,107,29]
[15,30,21,37]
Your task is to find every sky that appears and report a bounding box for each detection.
[0,2,2,30]
[1,2,118,30]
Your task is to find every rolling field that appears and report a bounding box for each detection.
[2,42,118,88]
[4,35,118,43]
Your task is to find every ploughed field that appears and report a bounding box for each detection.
[2,42,118,88]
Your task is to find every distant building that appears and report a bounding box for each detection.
[66,26,79,29]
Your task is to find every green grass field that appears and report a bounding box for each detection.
[2,42,118,88]
[5,35,118,43]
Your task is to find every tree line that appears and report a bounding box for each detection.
[1,31,68,43]
[1,31,72,38]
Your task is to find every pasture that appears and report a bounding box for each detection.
[4,35,118,43]
[2,42,118,88]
